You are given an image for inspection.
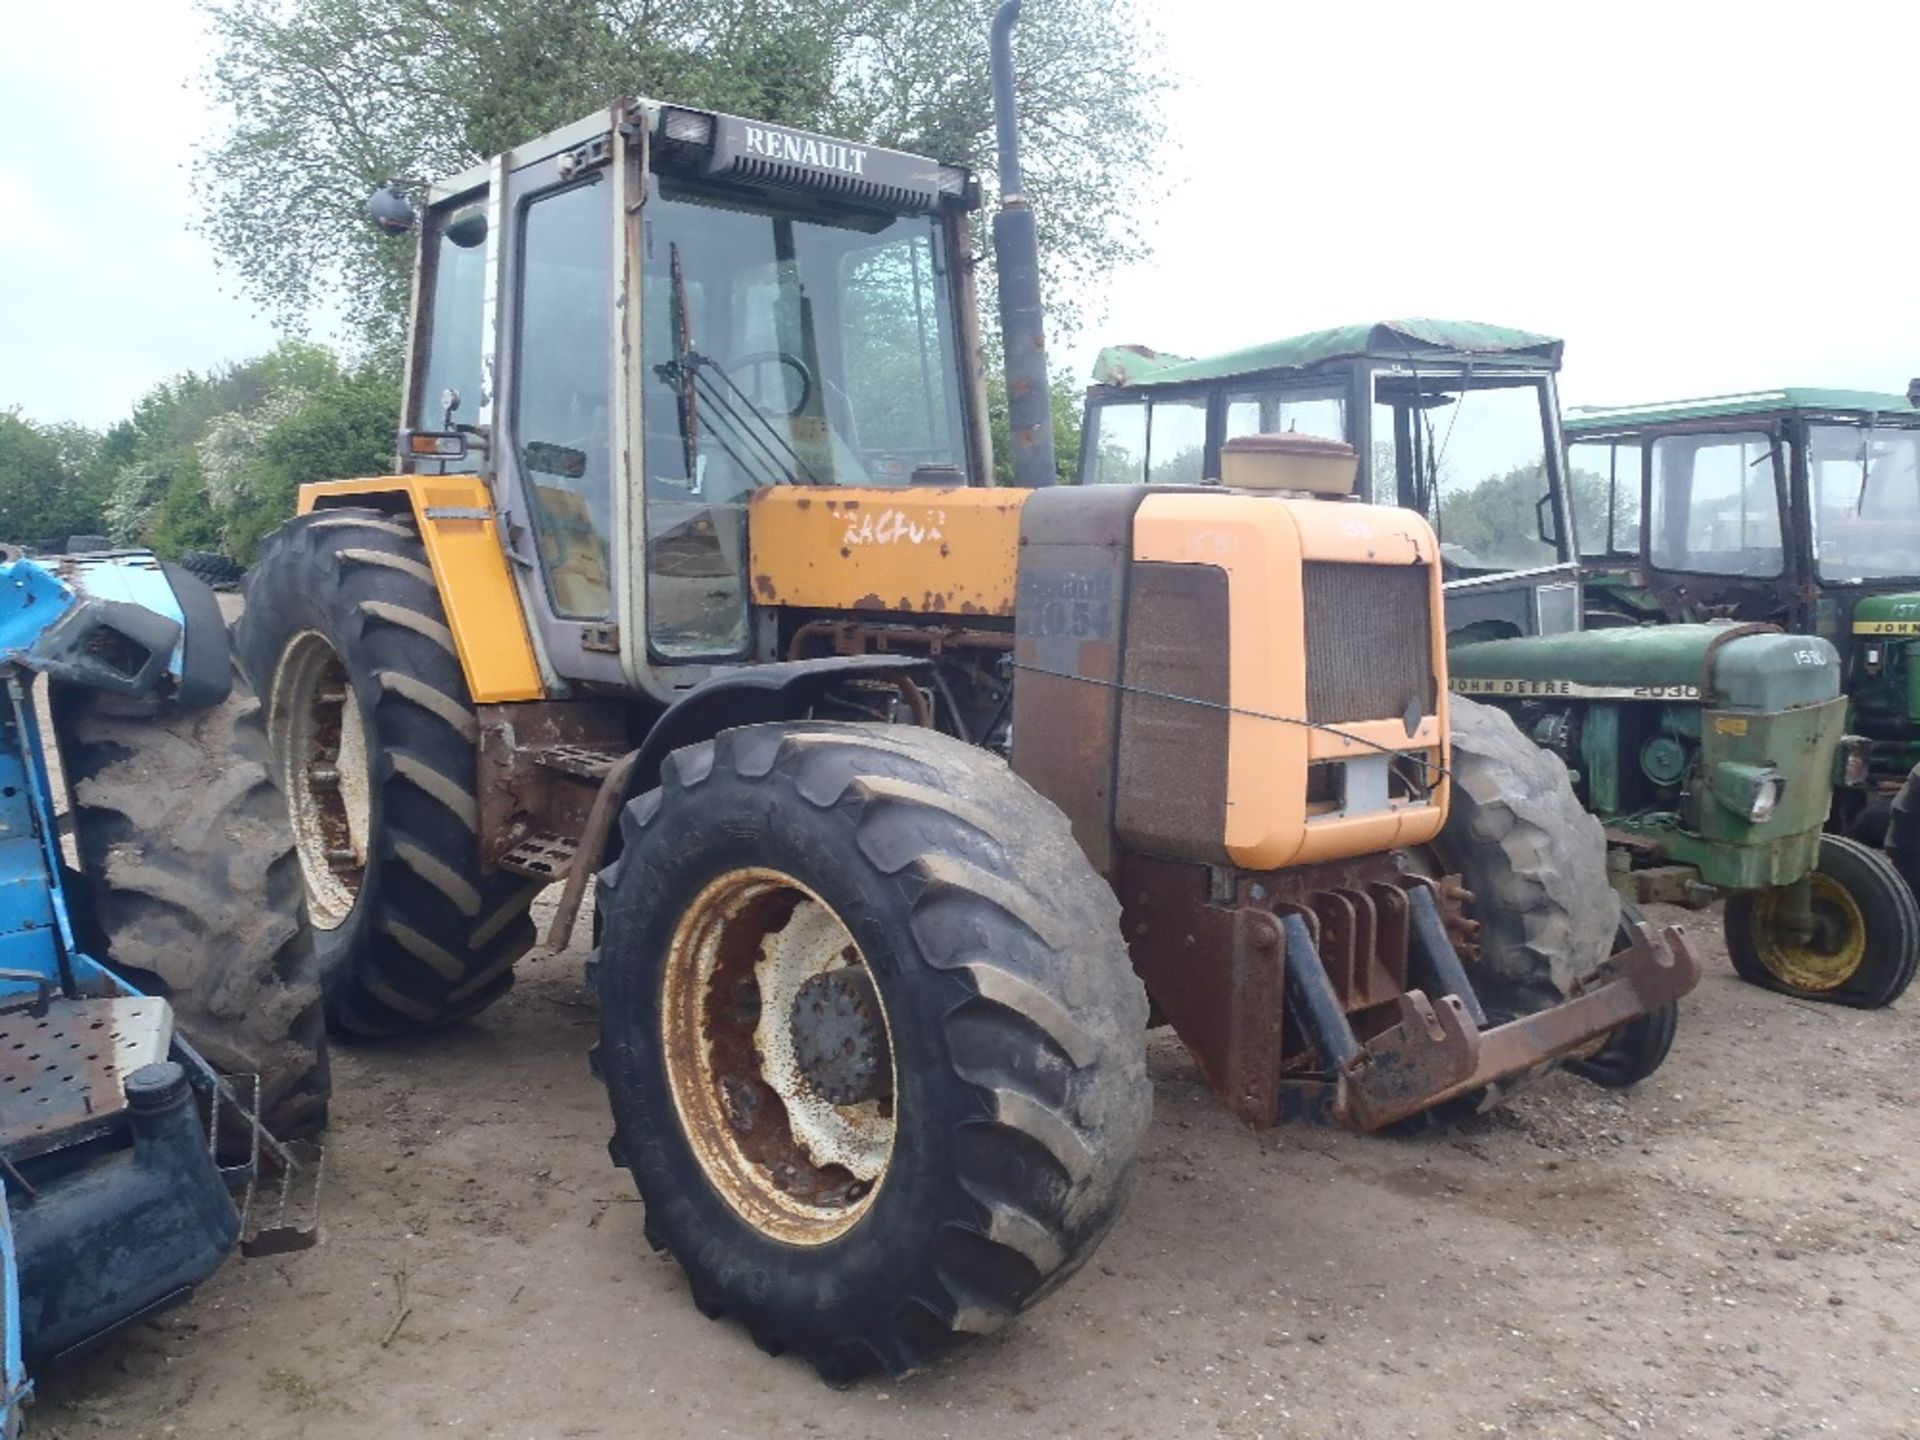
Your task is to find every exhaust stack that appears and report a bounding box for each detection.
[990,0,1056,488]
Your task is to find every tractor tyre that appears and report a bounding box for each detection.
[55,678,331,1140]
[1428,697,1619,1020]
[1724,834,1918,1008]
[1564,902,1679,1089]
[591,722,1151,1383]
[234,508,541,1036]
[178,548,247,592]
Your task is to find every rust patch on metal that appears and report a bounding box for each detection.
[1119,851,1699,1134]
[476,700,630,872]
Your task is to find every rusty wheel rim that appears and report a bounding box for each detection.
[269,631,371,931]
[661,868,896,1246]
[1749,872,1867,992]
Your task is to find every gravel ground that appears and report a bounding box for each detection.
[25,900,1920,1440]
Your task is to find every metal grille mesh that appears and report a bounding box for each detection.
[1302,561,1434,724]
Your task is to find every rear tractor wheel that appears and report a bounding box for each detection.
[56,678,331,1140]
[1724,834,1918,1008]
[234,509,542,1036]
[592,722,1151,1383]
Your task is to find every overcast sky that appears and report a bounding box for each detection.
[4,1,1918,430]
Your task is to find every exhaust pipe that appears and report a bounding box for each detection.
[990,0,1056,488]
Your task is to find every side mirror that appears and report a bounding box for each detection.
[367,183,418,235]
[1535,491,1561,548]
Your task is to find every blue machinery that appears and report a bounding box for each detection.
[0,550,314,1435]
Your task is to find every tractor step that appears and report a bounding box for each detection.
[525,744,624,782]
[498,830,578,881]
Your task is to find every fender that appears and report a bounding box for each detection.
[628,655,933,797]
[298,476,544,703]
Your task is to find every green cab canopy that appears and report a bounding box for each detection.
[1089,320,1564,390]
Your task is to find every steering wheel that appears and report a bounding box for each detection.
[720,350,813,418]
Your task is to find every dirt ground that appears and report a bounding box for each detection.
[26,895,1920,1440]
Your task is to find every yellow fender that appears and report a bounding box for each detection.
[298,477,545,703]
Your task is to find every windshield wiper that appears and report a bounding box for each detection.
[651,241,820,491]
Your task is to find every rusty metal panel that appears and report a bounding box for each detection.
[747,486,1028,617]
[1115,563,1233,866]
[475,701,630,871]
[1009,485,1151,874]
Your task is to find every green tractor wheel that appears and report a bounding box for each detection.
[1723,835,1919,1008]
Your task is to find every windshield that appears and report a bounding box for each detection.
[641,175,967,496]
[641,174,968,657]
[1649,431,1781,576]
[1808,423,1920,581]
[1372,374,1559,571]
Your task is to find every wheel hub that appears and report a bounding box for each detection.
[661,869,897,1246]
[1749,872,1867,992]
[789,969,892,1107]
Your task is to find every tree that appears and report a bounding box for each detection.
[98,341,400,560]
[194,0,1167,348]
[0,412,108,546]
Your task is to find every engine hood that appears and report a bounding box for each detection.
[1449,623,1841,712]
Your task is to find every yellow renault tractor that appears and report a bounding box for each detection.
[236,4,1692,1383]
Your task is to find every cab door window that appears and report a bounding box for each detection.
[1567,439,1643,557]
[1081,399,1148,484]
[1649,431,1781,576]
[411,198,488,472]
[1146,398,1207,484]
[512,178,614,619]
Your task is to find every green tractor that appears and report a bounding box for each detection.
[1565,386,1920,988]
[1076,323,1917,1008]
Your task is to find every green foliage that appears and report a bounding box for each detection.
[1433,463,1610,570]
[1,341,403,563]
[0,411,110,546]
[194,0,1167,348]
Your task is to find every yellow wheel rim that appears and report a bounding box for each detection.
[1748,873,1868,992]
[660,868,896,1247]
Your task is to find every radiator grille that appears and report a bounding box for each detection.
[1302,561,1434,724]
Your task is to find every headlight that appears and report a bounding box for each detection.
[1708,761,1783,825]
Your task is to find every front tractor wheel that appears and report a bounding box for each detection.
[592,722,1151,1383]
[1724,834,1918,1008]
[234,509,542,1036]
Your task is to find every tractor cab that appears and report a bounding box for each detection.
[395,100,990,693]
[1566,389,1920,828]
[1076,320,1584,642]
[1566,389,1920,646]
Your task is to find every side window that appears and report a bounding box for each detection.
[840,240,958,466]
[1082,400,1147,484]
[1650,431,1781,576]
[1146,398,1207,484]
[1224,387,1346,444]
[513,179,614,619]
[1567,440,1643,557]
[412,200,488,472]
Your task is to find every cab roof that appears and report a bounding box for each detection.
[1566,389,1920,435]
[1089,320,1563,390]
